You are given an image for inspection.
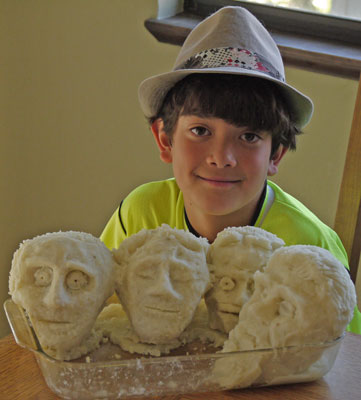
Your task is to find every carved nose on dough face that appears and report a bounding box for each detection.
[231,281,251,307]
[43,277,71,307]
[150,268,182,300]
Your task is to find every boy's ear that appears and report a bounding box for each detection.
[267,145,288,176]
[151,119,173,164]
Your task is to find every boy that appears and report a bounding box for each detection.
[101,6,361,333]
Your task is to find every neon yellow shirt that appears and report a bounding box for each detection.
[100,178,360,334]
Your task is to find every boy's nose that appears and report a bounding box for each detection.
[206,141,237,168]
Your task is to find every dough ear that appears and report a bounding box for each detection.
[204,278,214,294]
[204,265,215,294]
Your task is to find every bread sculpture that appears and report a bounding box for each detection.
[213,244,356,388]
[9,231,115,360]
[205,226,285,333]
[8,224,356,383]
[112,224,210,344]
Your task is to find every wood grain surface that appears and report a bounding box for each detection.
[334,75,361,283]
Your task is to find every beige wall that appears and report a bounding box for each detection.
[273,67,357,225]
[0,0,358,338]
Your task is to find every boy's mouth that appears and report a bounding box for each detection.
[197,175,242,184]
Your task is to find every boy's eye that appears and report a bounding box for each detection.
[240,132,260,143]
[190,126,210,136]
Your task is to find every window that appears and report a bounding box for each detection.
[238,0,361,20]
[145,0,361,79]
[185,0,361,45]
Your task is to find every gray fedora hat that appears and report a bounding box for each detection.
[138,6,313,129]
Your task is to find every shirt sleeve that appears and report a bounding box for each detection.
[100,205,126,250]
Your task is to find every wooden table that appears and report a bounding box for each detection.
[0,332,360,400]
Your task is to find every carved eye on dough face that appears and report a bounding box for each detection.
[135,270,154,280]
[34,267,53,287]
[219,276,236,291]
[66,270,89,290]
[170,262,195,283]
[278,300,296,318]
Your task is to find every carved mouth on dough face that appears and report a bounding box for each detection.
[217,302,241,315]
[36,319,72,324]
[145,306,179,313]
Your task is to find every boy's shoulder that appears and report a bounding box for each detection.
[263,180,348,265]
[123,178,181,205]
[268,180,319,216]
[100,178,183,250]
[267,180,328,228]
[120,178,185,232]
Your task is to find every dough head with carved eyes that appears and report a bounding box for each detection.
[9,231,115,360]
[211,244,357,389]
[205,226,285,333]
[113,224,210,345]
[224,245,356,351]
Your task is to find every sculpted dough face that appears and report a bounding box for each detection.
[113,225,210,344]
[9,232,115,359]
[224,245,357,352]
[126,251,203,340]
[205,227,284,333]
[214,245,357,389]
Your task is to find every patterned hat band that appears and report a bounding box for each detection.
[176,47,284,82]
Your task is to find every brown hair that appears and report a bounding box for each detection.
[149,74,301,155]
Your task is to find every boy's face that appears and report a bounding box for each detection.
[153,116,285,233]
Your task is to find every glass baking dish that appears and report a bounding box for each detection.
[4,298,343,399]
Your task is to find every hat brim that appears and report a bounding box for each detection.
[138,67,313,130]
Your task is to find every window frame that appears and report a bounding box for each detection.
[144,0,361,79]
[188,0,361,45]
